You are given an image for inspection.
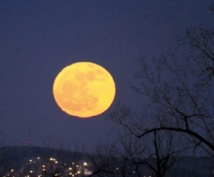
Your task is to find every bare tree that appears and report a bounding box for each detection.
[143,131,183,177]
[111,22,214,158]
[110,106,187,177]
[86,144,118,177]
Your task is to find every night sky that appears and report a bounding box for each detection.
[0,0,213,151]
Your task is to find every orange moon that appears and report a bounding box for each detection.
[53,62,116,118]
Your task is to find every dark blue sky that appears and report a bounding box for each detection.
[0,0,213,151]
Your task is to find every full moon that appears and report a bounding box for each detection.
[53,62,116,118]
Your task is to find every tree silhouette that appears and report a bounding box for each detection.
[111,11,214,161]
